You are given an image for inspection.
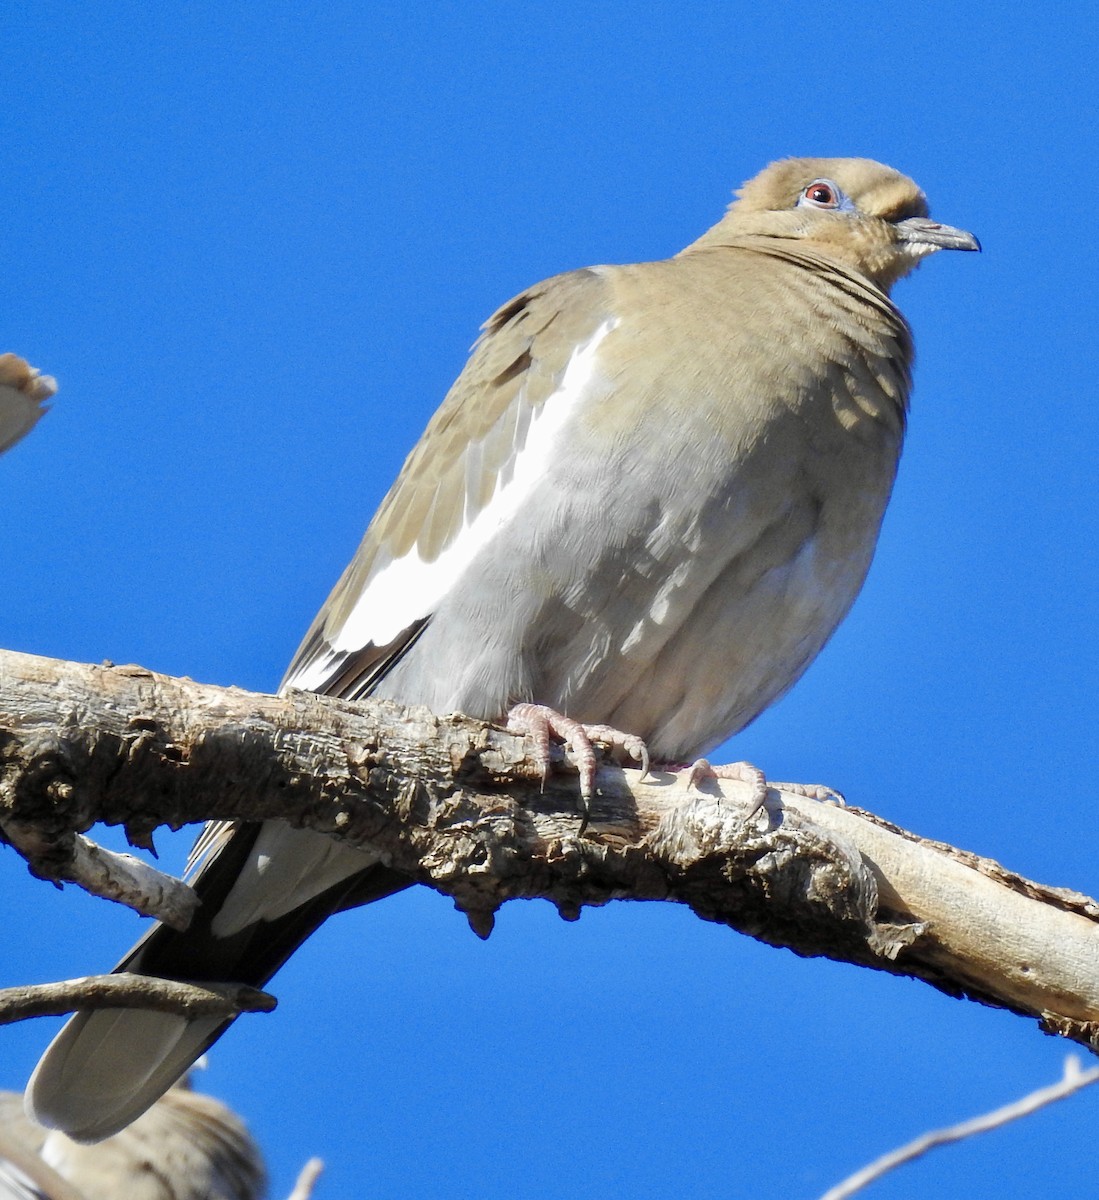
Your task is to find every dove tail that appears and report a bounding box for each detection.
[27,823,408,1142]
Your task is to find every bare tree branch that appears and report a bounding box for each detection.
[285,1159,324,1200]
[0,973,276,1025]
[1,820,199,928]
[820,1054,1099,1199]
[2,647,1098,1052]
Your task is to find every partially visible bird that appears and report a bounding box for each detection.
[1,1083,265,1200]
[0,355,55,457]
[27,156,979,1141]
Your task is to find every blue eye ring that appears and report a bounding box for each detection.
[797,179,853,211]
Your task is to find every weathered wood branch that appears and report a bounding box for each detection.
[2,647,1098,1051]
[820,1054,1099,1199]
[1,819,200,928]
[0,974,276,1025]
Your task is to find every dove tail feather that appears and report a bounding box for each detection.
[27,823,409,1142]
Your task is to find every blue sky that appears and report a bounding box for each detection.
[2,4,1097,1197]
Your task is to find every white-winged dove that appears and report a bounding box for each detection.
[0,355,55,457]
[27,157,978,1141]
[1,1084,264,1200]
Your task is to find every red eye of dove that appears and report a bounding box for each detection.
[804,182,836,207]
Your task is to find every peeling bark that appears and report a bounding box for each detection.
[1,647,1097,1051]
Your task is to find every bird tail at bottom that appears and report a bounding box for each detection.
[26,821,410,1143]
[26,1005,227,1146]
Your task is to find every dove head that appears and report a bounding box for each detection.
[692,156,979,292]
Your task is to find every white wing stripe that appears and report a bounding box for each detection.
[319,319,616,659]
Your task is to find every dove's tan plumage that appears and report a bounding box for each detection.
[0,354,55,457]
[28,157,978,1142]
[1,1086,264,1200]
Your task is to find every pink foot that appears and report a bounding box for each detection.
[686,758,844,822]
[506,703,650,832]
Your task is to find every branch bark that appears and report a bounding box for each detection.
[820,1054,1099,1199]
[1,820,199,928]
[2,646,1098,1052]
[0,974,276,1025]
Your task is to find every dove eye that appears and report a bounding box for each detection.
[798,180,848,210]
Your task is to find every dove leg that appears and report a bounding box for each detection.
[686,758,844,822]
[506,702,650,833]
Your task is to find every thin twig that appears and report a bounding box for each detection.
[285,1157,324,1200]
[2,820,200,930]
[0,973,276,1025]
[820,1054,1099,1199]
